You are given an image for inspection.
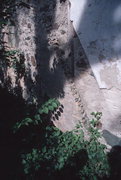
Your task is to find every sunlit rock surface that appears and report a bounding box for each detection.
[70,0,121,142]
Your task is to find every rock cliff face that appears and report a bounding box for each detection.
[1,0,121,146]
[1,0,70,102]
[0,0,88,131]
[70,0,121,145]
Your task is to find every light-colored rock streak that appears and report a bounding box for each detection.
[70,0,121,138]
[70,0,121,90]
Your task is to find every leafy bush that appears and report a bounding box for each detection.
[13,101,110,180]
[13,98,60,133]
[79,112,109,180]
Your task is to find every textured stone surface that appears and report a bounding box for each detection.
[2,0,121,147]
[70,0,121,89]
[0,0,87,132]
[70,0,121,144]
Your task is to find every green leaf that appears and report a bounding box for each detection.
[34,120,39,125]
[25,122,29,126]
[48,99,54,104]
[43,107,49,114]
[0,21,8,26]
[48,105,54,111]
[44,101,49,106]
[53,130,61,137]
[22,159,26,165]
[52,102,58,108]
[24,168,29,174]
[55,100,60,106]
[46,126,52,131]
[38,108,43,114]
[34,114,41,121]
[93,175,97,180]
[23,118,33,124]
[42,146,46,153]
[91,112,95,116]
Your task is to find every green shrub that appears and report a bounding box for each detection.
[13,100,110,180]
[13,98,60,133]
[79,112,109,180]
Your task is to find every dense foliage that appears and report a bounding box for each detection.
[13,101,110,180]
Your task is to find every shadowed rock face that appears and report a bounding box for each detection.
[103,130,121,147]
[108,145,121,179]
[0,0,87,132]
[1,0,69,101]
[2,0,121,138]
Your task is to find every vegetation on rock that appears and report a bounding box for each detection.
[13,105,110,180]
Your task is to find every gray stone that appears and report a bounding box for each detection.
[103,130,121,147]
[70,0,121,138]
[70,0,121,89]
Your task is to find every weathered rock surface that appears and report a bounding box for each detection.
[70,0,121,145]
[2,0,121,147]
